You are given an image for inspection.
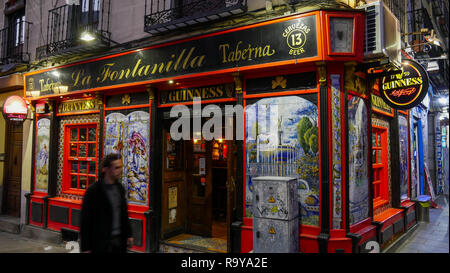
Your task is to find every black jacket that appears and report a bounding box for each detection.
[80,176,132,253]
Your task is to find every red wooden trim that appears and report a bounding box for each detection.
[329,229,346,237]
[349,217,372,233]
[158,98,237,108]
[348,89,368,99]
[372,107,395,118]
[243,89,318,99]
[243,65,318,80]
[128,212,147,252]
[104,104,151,111]
[373,208,403,225]
[56,110,100,117]
[47,198,82,232]
[371,125,389,207]
[103,87,147,97]
[406,111,411,198]
[62,123,99,194]
[29,196,45,227]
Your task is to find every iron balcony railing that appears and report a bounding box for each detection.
[46,1,111,56]
[144,0,247,35]
[0,20,32,64]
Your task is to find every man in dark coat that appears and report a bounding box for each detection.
[80,153,133,253]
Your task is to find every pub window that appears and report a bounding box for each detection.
[64,124,98,192]
[371,126,389,209]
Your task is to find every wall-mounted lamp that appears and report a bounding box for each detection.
[80,31,96,42]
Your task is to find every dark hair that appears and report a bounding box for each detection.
[100,153,122,171]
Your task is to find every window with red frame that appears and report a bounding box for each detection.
[372,126,389,209]
[65,124,98,192]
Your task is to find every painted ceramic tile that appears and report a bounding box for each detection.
[331,75,342,229]
[35,118,51,192]
[348,96,369,225]
[399,115,409,200]
[105,111,149,205]
[245,96,319,226]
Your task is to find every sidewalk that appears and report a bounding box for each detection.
[0,231,71,253]
[391,195,449,253]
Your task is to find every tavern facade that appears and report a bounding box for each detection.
[1,0,446,253]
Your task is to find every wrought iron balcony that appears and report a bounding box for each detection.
[144,0,247,35]
[0,20,32,64]
[45,1,111,58]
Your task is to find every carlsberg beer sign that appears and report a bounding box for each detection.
[380,60,429,110]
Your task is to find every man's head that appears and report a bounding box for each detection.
[101,153,123,183]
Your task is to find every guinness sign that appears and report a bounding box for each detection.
[371,93,393,116]
[160,83,235,105]
[57,98,101,115]
[380,60,429,110]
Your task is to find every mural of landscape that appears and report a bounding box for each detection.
[245,95,320,226]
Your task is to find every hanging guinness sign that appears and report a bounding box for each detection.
[380,60,429,110]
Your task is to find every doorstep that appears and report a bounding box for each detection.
[0,215,21,234]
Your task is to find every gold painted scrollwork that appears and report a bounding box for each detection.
[316,62,327,86]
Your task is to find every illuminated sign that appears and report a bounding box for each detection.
[159,83,235,105]
[57,99,101,115]
[2,95,28,123]
[380,60,429,110]
[371,93,393,116]
[25,14,318,97]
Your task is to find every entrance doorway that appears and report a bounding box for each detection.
[412,120,423,198]
[160,116,237,253]
[2,123,23,217]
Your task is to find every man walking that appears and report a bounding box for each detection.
[80,153,133,253]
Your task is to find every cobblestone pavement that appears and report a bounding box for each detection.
[394,195,449,253]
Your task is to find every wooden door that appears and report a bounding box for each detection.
[187,140,212,237]
[2,123,23,217]
[161,129,185,239]
[226,140,237,252]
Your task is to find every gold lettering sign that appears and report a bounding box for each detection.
[160,83,235,105]
[372,94,393,115]
[57,99,101,114]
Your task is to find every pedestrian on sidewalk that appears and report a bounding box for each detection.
[80,153,133,253]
